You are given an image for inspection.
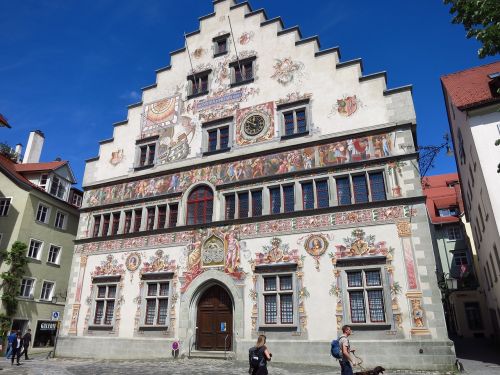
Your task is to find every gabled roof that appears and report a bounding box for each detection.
[15,160,67,173]
[441,61,500,110]
[0,113,11,128]
[422,173,464,225]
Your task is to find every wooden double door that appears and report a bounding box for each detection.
[196,285,233,351]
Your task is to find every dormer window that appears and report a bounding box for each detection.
[213,34,229,57]
[49,176,66,199]
[187,70,211,99]
[230,57,256,87]
[39,174,49,190]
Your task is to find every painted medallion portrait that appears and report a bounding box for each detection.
[125,252,141,272]
[304,234,328,257]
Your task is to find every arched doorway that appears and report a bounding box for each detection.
[196,284,233,351]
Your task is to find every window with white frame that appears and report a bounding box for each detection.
[92,282,118,326]
[260,272,296,326]
[54,211,67,230]
[230,57,255,86]
[203,121,232,153]
[49,175,66,199]
[47,245,61,264]
[39,174,49,190]
[40,281,54,301]
[279,105,309,138]
[0,198,12,216]
[19,278,35,298]
[142,278,171,327]
[187,70,211,98]
[28,239,43,259]
[346,268,387,324]
[72,193,82,207]
[137,142,156,167]
[447,226,462,241]
[35,203,50,223]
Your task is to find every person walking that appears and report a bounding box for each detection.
[248,334,272,375]
[22,329,32,360]
[4,330,16,360]
[10,332,22,366]
[339,325,360,375]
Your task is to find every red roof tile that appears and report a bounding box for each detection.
[0,153,35,187]
[422,173,464,224]
[441,61,500,110]
[14,160,67,172]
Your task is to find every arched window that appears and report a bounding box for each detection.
[187,186,214,225]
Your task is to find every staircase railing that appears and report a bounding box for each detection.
[188,328,197,359]
[224,333,230,360]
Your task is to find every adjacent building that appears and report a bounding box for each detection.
[0,130,82,347]
[59,0,455,370]
[441,62,500,339]
[423,173,491,338]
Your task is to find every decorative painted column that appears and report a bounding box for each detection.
[396,220,430,336]
[68,255,88,335]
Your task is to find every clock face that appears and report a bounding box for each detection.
[243,114,266,136]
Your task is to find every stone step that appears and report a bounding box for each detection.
[188,350,235,360]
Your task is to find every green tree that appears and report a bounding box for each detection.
[0,241,28,352]
[444,0,500,58]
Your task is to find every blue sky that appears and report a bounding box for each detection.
[0,0,497,188]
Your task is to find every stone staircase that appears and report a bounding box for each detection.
[188,350,235,360]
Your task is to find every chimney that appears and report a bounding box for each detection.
[22,130,45,164]
[15,144,23,163]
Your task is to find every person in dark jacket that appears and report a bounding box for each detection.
[11,332,22,366]
[4,330,16,359]
[22,329,32,360]
[248,334,272,375]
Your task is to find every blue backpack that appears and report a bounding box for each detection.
[330,336,344,359]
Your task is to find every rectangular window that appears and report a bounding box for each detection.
[233,60,254,84]
[49,176,66,199]
[464,302,483,330]
[36,203,50,223]
[111,212,120,235]
[93,215,101,237]
[213,36,228,56]
[146,207,155,231]
[469,164,475,186]
[316,180,329,208]
[453,251,469,266]
[283,185,295,213]
[282,108,308,137]
[438,207,459,217]
[124,211,132,234]
[144,281,170,326]
[93,284,117,326]
[484,267,490,291]
[336,177,351,205]
[168,203,178,228]
[352,175,368,203]
[101,214,110,237]
[490,253,498,282]
[238,192,249,219]
[20,278,34,298]
[475,218,483,242]
[133,209,142,232]
[252,190,262,217]
[28,239,43,259]
[302,182,314,210]
[486,261,494,288]
[269,187,281,215]
[54,211,67,230]
[205,125,230,153]
[262,274,295,325]
[138,143,156,167]
[346,269,386,324]
[47,245,61,264]
[494,244,500,278]
[369,172,386,201]
[188,71,210,97]
[157,206,167,229]
[40,281,54,301]
[478,205,485,232]
[39,174,49,190]
[225,194,236,220]
[447,226,462,241]
[0,198,11,216]
[72,193,82,207]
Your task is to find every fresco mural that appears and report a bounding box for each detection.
[249,238,308,332]
[328,95,363,117]
[239,31,254,45]
[276,92,312,106]
[84,131,398,208]
[300,233,331,271]
[141,95,182,135]
[109,149,124,166]
[157,115,198,164]
[271,57,305,86]
[91,254,125,277]
[192,47,207,59]
[235,101,275,146]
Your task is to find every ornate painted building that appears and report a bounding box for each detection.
[59,0,455,370]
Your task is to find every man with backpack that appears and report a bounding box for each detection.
[331,325,359,375]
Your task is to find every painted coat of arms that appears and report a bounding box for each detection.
[330,95,362,117]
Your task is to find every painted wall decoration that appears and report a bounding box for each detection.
[125,252,141,272]
[141,95,182,135]
[334,229,393,258]
[75,205,416,256]
[301,233,330,270]
[157,115,198,164]
[91,254,125,277]
[276,92,312,106]
[109,149,124,166]
[271,57,305,86]
[253,237,300,265]
[141,249,177,274]
[235,101,275,146]
[239,31,254,45]
[180,227,245,293]
[192,47,207,59]
[387,161,405,197]
[329,95,363,117]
